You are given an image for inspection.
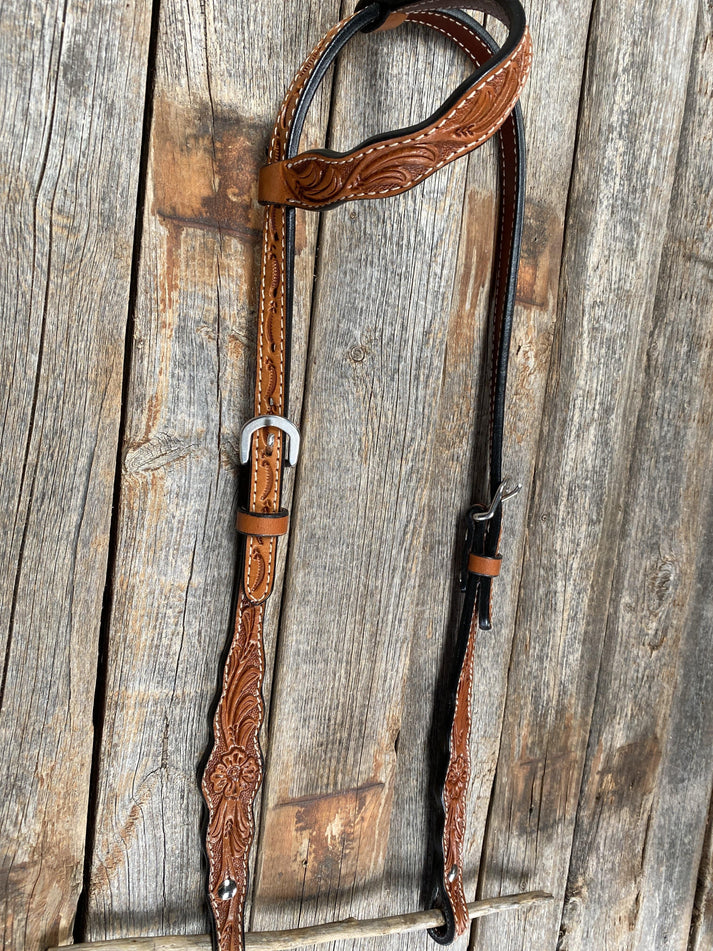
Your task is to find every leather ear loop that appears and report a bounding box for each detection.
[259,0,530,209]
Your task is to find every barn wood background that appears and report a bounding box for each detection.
[2,0,713,950]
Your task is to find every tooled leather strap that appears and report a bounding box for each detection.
[202,6,529,950]
[258,5,530,209]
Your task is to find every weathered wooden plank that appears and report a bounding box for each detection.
[82,0,343,940]
[471,0,701,949]
[691,794,713,951]
[0,1,153,949]
[382,4,596,947]
[556,4,713,947]
[559,3,713,947]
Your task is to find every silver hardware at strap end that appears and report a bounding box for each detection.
[239,414,301,467]
[471,478,522,522]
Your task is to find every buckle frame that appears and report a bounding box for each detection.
[239,414,301,467]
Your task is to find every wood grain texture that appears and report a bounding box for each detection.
[81,0,343,941]
[0,1,152,949]
[55,893,552,951]
[559,4,713,948]
[5,0,713,948]
[472,0,701,949]
[692,795,713,951]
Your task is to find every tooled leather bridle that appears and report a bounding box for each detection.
[201,2,531,949]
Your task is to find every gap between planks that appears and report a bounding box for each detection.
[59,891,552,950]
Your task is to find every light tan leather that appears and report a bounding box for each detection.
[467,552,502,577]
[204,11,531,951]
[441,609,478,935]
[236,508,289,537]
[242,14,355,604]
[376,11,407,30]
[202,594,265,951]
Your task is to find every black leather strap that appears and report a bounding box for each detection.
[416,14,525,940]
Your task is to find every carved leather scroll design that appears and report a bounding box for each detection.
[242,13,358,604]
[202,595,265,951]
[204,11,530,951]
[260,28,531,209]
[204,18,364,951]
[441,612,478,934]
[243,203,286,603]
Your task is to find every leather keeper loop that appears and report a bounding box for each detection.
[258,162,288,206]
[236,508,289,537]
[468,553,502,577]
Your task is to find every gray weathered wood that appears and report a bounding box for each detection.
[692,796,713,951]
[0,1,153,949]
[81,0,343,941]
[558,3,713,948]
[5,0,713,948]
[472,0,701,949]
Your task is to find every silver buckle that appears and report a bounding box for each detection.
[470,478,522,522]
[239,414,300,467]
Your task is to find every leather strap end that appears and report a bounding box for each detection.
[236,507,290,537]
[258,162,288,205]
[468,552,502,577]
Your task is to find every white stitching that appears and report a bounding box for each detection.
[246,207,273,596]
[264,206,287,596]
[251,17,360,601]
[441,608,478,918]
[204,598,265,949]
[285,30,528,164]
[270,15,355,160]
[276,30,530,208]
[409,10,492,61]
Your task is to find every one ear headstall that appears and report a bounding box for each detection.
[202,3,531,949]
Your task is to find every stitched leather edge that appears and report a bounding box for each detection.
[258,29,531,209]
[440,608,478,935]
[202,594,265,951]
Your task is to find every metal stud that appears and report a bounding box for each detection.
[218,877,237,901]
[447,865,459,883]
